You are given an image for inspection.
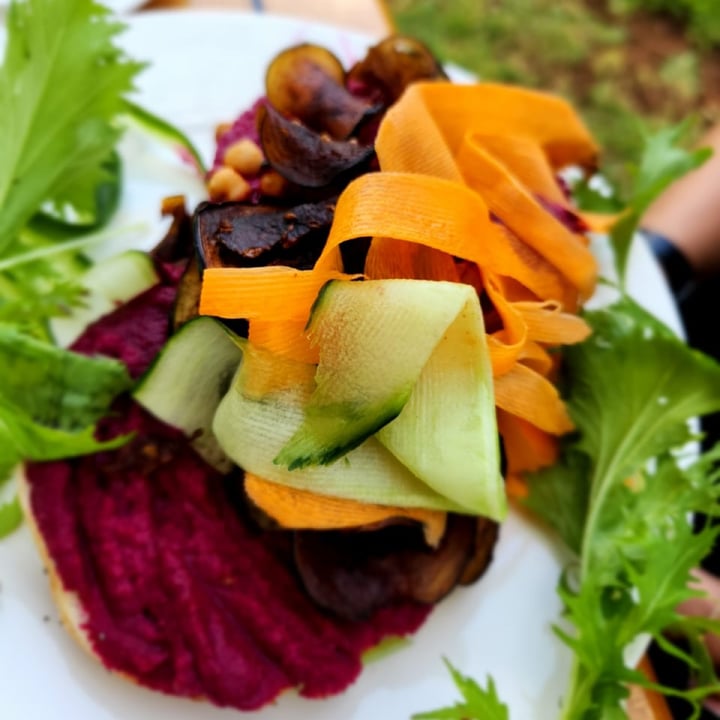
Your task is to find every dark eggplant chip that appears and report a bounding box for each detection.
[265,43,380,139]
[171,254,202,329]
[194,198,336,271]
[347,35,448,105]
[458,518,499,585]
[294,514,492,621]
[151,195,193,263]
[258,104,375,188]
[150,196,200,328]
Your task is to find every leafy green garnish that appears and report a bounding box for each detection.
[529,298,720,560]
[412,660,509,720]
[0,0,149,536]
[0,394,130,468]
[538,121,720,716]
[556,449,720,718]
[0,325,132,429]
[0,496,23,538]
[526,298,720,717]
[418,300,720,718]
[362,635,412,664]
[610,119,711,286]
[0,325,133,538]
[0,0,142,248]
[0,0,144,338]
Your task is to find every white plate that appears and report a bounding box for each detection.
[0,10,683,720]
[104,0,145,14]
[0,0,144,22]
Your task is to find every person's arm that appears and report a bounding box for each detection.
[641,123,720,276]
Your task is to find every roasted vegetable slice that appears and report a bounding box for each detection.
[293,514,494,620]
[458,517,500,585]
[151,194,194,263]
[258,103,375,188]
[193,198,336,270]
[347,35,448,104]
[265,43,378,139]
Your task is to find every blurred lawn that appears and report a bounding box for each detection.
[386,0,708,192]
[387,0,623,84]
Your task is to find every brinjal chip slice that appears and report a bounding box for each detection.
[258,104,375,188]
[172,254,202,329]
[265,43,379,139]
[347,35,448,105]
[458,517,499,585]
[151,195,193,263]
[194,199,336,270]
[294,514,495,620]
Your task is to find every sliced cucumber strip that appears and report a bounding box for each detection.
[213,341,464,512]
[133,317,243,472]
[276,279,478,469]
[50,250,159,347]
[275,278,504,519]
[377,293,505,520]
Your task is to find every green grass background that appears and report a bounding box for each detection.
[386,0,715,191]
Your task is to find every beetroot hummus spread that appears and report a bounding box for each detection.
[26,267,429,710]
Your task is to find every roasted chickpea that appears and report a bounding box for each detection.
[207,166,251,202]
[259,169,289,198]
[224,139,264,176]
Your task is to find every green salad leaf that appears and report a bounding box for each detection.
[0,442,23,538]
[0,325,133,538]
[0,0,148,536]
[423,299,720,719]
[0,497,23,538]
[0,0,144,339]
[0,325,132,430]
[528,298,720,717]
[0,0,142,247]
[412,660,509,720]
[531,298,720,572]
[610,119,711,286]
[556,447,720,717]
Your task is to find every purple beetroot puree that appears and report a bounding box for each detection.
[213,98,264,166]
[71,260,185,379]
[212,99,267,203]
[26,274,430,710]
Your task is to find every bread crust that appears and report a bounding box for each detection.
[18,469,104,663]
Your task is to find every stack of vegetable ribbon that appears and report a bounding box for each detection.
[199,81,605,529]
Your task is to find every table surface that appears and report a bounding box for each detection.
[135,2,673,718]
[143,0,392,35]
